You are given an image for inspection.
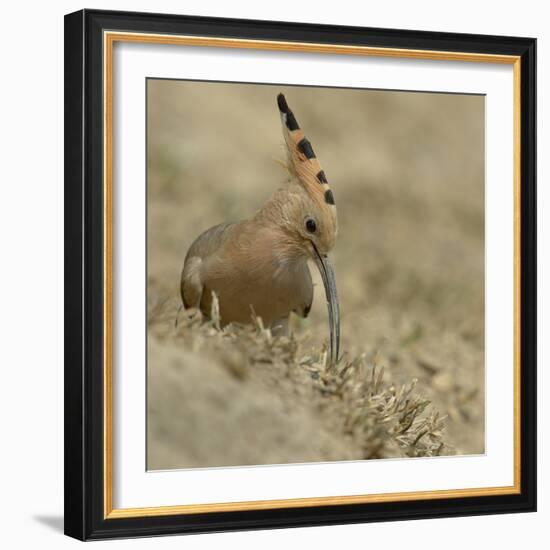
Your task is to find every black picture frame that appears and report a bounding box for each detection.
[64,8,537,541]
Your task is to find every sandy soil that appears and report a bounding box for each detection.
[146,80,485,470]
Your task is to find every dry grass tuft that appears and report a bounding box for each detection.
[149,294,451,466]
[316,359,449,459]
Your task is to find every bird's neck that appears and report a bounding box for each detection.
[234,192,308,270]
[253,186,307,233]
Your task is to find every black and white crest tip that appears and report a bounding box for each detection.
[277,93,290,113]
[277,93,299,131]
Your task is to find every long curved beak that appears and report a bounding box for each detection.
[311,243,341,365]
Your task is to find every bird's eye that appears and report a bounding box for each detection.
[305,217,317,233]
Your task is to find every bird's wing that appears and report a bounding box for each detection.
[180,256,203,309]
[180,222,235,309]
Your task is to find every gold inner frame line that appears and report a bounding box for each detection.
[103,30,522,520]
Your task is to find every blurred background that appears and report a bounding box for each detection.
[147,79,485,470]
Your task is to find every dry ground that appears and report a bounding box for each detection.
[146,80,485,470]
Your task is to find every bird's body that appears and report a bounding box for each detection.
[180,94,341,361]
[181,216,313,328]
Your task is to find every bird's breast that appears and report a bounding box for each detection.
[201,232,313,327]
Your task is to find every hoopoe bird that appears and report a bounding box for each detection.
[180,93,340,363]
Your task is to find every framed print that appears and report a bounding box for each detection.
[64,9,537,541]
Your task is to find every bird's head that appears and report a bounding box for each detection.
[274,93,340,364]
[278,184,337,258]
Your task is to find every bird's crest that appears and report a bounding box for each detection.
[277,93,336,210]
